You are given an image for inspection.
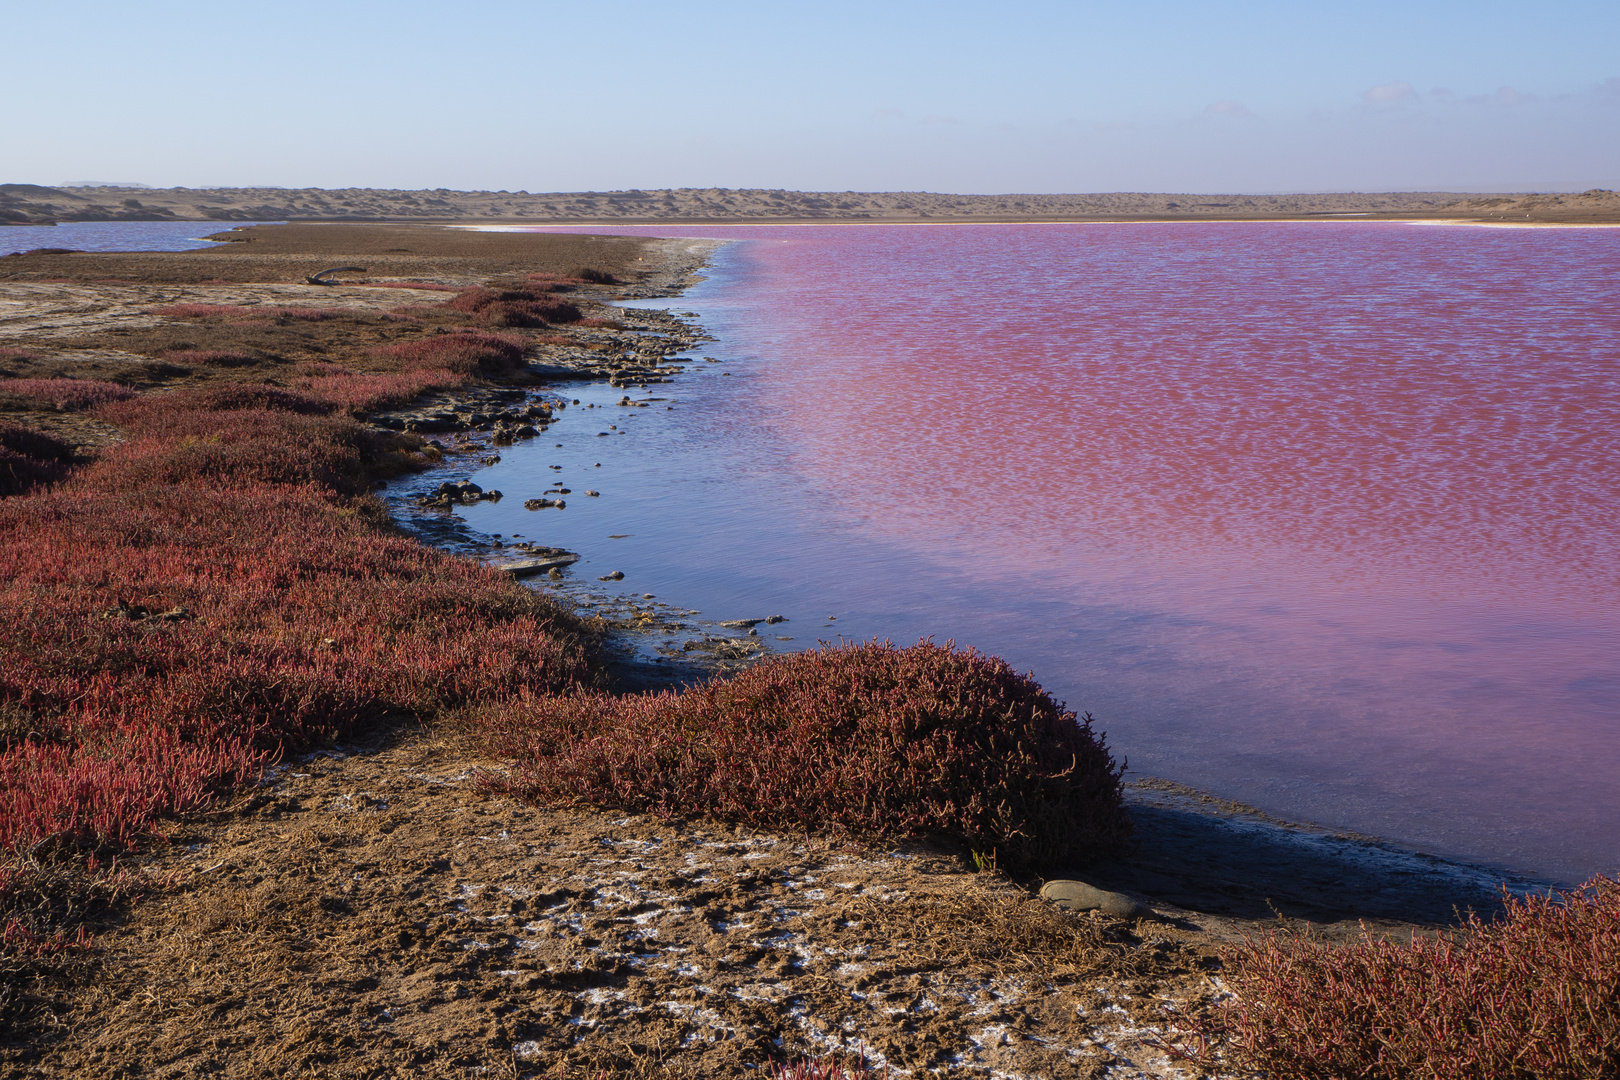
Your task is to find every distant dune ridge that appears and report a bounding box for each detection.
[3,182,1618,225]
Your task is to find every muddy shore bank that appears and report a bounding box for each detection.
[0,223,1547,1079]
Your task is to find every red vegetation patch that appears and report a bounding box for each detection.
[1,455,590,860]
[0,378,137,410]
[1183,876,1620,1079]
[98,385,332,425]
[1,918,92,965]
[476,640,1130,873]
[0,348,37,363]
[296,368,470,413]
[575,318,623,330]
[771,1054,886,1080]
[77,412,371,495]
[0,423,74,497]
[373,331,527,377]
[443,287,582,327]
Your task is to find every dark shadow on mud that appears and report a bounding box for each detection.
[1068,779,1558,928]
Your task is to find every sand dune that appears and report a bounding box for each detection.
[5,182,1619,226]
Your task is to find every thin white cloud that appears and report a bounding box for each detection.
[1362,80,1416,103]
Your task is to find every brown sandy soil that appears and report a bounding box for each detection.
[5,183,1620,226]
[0,223,1537,1078]
[1,726,1232,1080]
[0,719,1525,1080]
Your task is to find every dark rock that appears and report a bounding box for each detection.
[1038,880,1154,920]
[497,553,579,578]
[598,571,625,581]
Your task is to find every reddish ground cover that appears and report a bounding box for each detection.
[373,329,527,377]
[476,639,1132,874]
[296,366,470,412]
[0,379,137,411]
[0,386,593,979]
[443,286,583,328]
[0,423,75,497]
[1178,876,1620,1079]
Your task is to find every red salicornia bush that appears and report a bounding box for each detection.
[770,1053,886,1080]
[0,378,137,410]
[1191,876,1620,1080]
[0,423,74,496]
[296,367,469,413]
[443,286,582,327]
[374,330,528,377]
[477,640,1130,873]
[1,382,592,861]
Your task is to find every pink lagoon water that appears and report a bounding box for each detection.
[465,222,1619,884]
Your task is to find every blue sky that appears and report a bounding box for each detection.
[6,0,1618,193]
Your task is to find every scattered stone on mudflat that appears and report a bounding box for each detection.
[719,618,764,629]
[1039,880,1153,920]
[496,553,579,579]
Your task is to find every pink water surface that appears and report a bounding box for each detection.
[516,221,1620,880]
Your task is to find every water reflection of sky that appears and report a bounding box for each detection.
[0,220,275,256]
[477,222,1620,885]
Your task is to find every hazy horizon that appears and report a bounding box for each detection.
[6,0,1617,194]
[37,181,1618,196]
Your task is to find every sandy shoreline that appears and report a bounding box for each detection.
[0,223,1553,1078]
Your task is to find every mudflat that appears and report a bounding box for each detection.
[0,223,1535,1079]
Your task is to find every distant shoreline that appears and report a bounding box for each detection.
[5,182,1619,227]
